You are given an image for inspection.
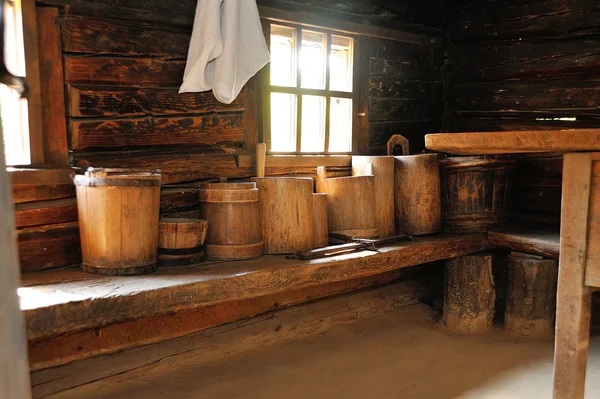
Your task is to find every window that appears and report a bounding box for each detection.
[1,0,41,166]
[265,23,354,154]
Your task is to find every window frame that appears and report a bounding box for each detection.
[262,21,360,156]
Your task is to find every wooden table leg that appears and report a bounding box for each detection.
[553,153,593,399]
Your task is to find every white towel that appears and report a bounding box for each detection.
[180,0,270,104]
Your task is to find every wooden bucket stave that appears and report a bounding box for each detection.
[199,182,263,260]
[74,167,161,275]
[312,193,329,249]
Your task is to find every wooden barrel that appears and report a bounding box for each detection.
[199,182,263,260]
[388,135,441,236]
[313,193,329,248]
[352,156,395,238]
[74,167,161,275]
[316,166,377,238]
[440,155,517,233]
[158,218,208,266]
[251,177,314,254]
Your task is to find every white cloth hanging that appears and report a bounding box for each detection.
[180,0,270,104]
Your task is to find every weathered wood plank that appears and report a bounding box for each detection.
[449,116,600,133]
[14,198,78,229]
[21,233,491,341]
[425,129,600,155]
[70,113,245,151]
[61,16,190,57]
[72,151,252,184]
[64,56,185,86]
[17,222,81,273]
[27,269,411,372]
[450,81,600,115]
[369,76,441,99]
[369,98,443,122]
[10,168,76,204]
[69,86,244,118]
[487,224,560,259]
[37,7,69,166]
[369,57,441,81]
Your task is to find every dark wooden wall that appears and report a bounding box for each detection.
[444,0,600,219]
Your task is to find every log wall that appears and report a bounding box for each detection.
[445,0,600,218]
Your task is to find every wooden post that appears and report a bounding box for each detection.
[443,253,495,333]
[553,153,593,399]
[505,252,558,338]
[0,132,32,397]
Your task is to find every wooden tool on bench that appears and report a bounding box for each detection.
[288,234,413,260]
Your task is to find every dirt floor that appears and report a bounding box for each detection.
[51,304,600,399]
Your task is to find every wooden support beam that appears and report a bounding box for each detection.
[553,153,593,399]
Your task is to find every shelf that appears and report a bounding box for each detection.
[425,129,600,155]
[487,224,559,259]
[20,233,490,341]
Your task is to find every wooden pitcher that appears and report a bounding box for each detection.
[388,135,441,236]
[316,166,377,238]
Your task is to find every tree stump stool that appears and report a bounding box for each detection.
[505,252,558,338]
[444,253,495,333]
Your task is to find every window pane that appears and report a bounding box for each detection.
[329,35,353,92]
[300,30,326,90]
[329,97,352,153]
[270,93,297,152]
[300,95,325,152]
[270,25,297,87]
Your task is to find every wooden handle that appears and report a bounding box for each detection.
[387,134,410,156]
[256,143,266,178]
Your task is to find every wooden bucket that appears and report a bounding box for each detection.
[439,155,518,233]
[352,156,395,238]
[158,218,208,266]
[388,135,441,236]
[199,182,263,260]
[251,177,314,254]
[316,166,377,238]
[74,167,161,275]
[312,193,329,249]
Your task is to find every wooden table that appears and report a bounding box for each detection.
[426,129,600,399]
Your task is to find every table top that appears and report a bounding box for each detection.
[425,129,600,155]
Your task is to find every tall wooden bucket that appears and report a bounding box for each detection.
[316,166,377,238]
[74,167,161,275]
[439,155,518,233]
[251,177,314,254]
[199,182,263,260]
[388,135,441,236]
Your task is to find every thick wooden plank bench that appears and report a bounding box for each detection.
[487,224,560,259]
[20,233,490,342]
